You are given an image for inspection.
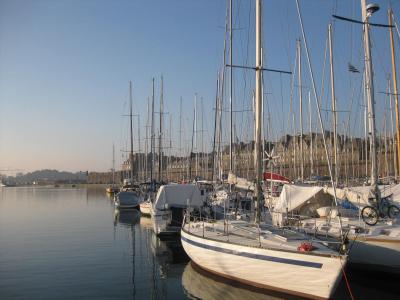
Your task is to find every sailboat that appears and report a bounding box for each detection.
[106,144,119,194]
[181,1,347,299]
[268,1,400,274]
[114,81,143,209]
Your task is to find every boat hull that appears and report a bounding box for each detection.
[114,191,142,209]
[348,237,400,273]
[151,209,180,236]
[181,228,345,300]
[299,218,400,274]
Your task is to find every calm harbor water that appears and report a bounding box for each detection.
[0,186,398,300]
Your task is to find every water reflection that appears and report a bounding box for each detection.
[149,231,189,279]
[113,208,140,227]
[182,262,287,300]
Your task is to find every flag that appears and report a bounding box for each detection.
[348,63,360,73]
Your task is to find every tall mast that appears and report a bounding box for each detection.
[254,0,262,223]
[112,144,115,185]
[361,0,378,193]
[129,81,134,183]
[229,0,234,173]
[220,2,228,178]
[297,39,304,181]
[201,97,204,179]
[159,76,164,182]
[364,74,368,177]
[168,114,172,181]
[328,23,338,185]
[388,8,400,179]
[389,78,398,177]
[189,104,195,180]
[150,78,155,183]
[138,115,141,182]
[179,97,183,181]
[309,90,314,175]
[212,75,219,182]
[194,94,198,178]
[145,97,149,180]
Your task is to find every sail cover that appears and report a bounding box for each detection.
[154,184,204,210]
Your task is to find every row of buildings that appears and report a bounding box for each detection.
[88,131,397,184]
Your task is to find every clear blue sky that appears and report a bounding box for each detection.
[1,0,400,173]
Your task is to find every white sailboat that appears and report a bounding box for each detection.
[181,1,347,299]
[151,184,205,236]
[114,81,143,209]
[106,144,119,194]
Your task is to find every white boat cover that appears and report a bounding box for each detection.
[154,184,204,210]
[269,184,400,224]
[227,172,255,191]
[271,184,346,226]
[273,185,330,213]
[326,184,400,206]
[273,183,400,215]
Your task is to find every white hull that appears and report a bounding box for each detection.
[150,208,180,236]
[114,191,142,209]
[181,227,345,299]
[299,217,400,273]
[348,237,400,273]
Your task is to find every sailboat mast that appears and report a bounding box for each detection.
[388,8,400,179]
[297,39,304,181]
[201,97,204,179]
[189,105,195,180]
[389,79,398,177]
[129,81,134,183]
[230,0,233,173]
[151,78,155,183]
[255,0,262,223]
[159,76,164,182]
[145,97,149,180]
[112,144,115,185]
[194,94,198,178]
[361,0,378,192]
[138,115,141,182]
[328,23,338,185]
[179,97,183,181]
[212,75,219,182]
[309,90,314,175]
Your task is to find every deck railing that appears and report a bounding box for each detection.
[183,211,344,250]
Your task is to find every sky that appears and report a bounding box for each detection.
[1,0,400,173]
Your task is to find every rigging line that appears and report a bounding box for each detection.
[296,0,344,240]
[370,34,390,77]
[344,81,358,143]
[280,73,285,136]
[236,0,246,143]
[394,18,400,43]
[282,1,293,70]
[320,32,329,130]
[288,44,297,138]
[241,0,252,144]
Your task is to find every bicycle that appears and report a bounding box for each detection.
[361,196,400,226]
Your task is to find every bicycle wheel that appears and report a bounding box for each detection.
[388,205,400,219]
[361,206,378,226]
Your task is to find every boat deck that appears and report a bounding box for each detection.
[184,220,340,256]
